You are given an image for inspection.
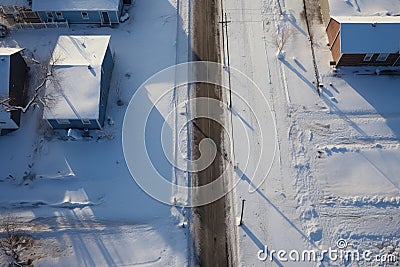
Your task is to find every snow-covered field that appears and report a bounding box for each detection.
[1,0,399,266]
[223,0,400,266]
[0,0,27,7]
[0,0,191,265]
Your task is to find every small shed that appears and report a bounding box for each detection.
[0,48,28,135]
[327,16,400,67]
[31,0,126,25]
[43,35,114,130]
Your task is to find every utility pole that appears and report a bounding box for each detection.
[219,12,236,168]
[219,13,232,109]
[219,0,226,66]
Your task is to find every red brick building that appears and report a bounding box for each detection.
[326,16,400,67]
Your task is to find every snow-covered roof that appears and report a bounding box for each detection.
[51,35,110,66]
[0,48,23,129]
[333,16,400,23]
[0,47,22,56]
[45,66,102,120]
[333,16,400,54]
[44,36,111,120]
[328,0,400,17]
[32,0,120,12]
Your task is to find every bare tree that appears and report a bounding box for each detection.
[0,54,61,113]
[275,23,290,57]
[0,215,34,266]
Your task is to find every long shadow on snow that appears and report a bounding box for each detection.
[342,72,400,138]
[235,167,318,249]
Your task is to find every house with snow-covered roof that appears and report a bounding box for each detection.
[31,0,131,25]
[43,35,114,130]
[326,16,400,67]
[320,0,400,66]
[320,0,400,26]
[0,48,28,135]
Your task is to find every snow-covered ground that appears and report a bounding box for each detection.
[0,0,191,265]
[223,0,400,266]
[1,0,400,265]
[0,0,28,7]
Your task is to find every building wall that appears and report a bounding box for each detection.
[326,18,340,45]
[99,46,114,127]
[0,116,19,132]
[394,55,400,66]
[38,9,121,24]
[337,53,400,67]
[47,119,100,130]
[327,19,400,67]
[322,0,400,67]
[9,52,28,128]
[326,18,341,63]
[330,33,341,63]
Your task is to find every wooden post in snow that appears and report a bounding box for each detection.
[239,199,246,226]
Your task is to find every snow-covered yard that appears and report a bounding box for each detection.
[0,0,399,265]
[0,0,191,265]
[223,0,400,265]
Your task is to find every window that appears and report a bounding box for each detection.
[56,119,70,125]
[363,53,373,62]
[81,12,89,19]
[0,121,6,124]
[376,53,389,62]
[82,119,91,125]
[46,12,53,22]
[55,12,63,19]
